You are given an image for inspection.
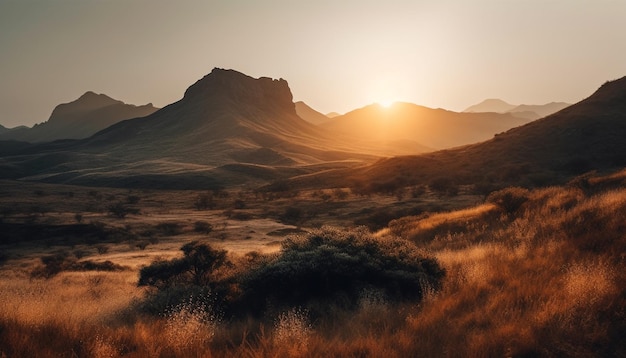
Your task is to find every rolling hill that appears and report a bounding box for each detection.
[0,92,158,143]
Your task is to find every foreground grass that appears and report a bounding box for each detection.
[1,172,625,357]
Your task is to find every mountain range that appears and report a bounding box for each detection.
[0,69,389,188]
[287,77,626,190]
[464,98,571,120]
[1,69,623,190]
[0,92,158,143]
[321,102,534,150]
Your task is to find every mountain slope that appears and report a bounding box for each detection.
[0,92,158,143]
[295,101,331,125]
[288,77,626,190]
[322,102,533,149]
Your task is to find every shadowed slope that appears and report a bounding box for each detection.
[295,101,331,125]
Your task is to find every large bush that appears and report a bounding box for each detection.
[487,187,530,215]
[138,229,445,319]
[239,227,445,315]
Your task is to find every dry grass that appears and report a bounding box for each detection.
[0,173,625,357]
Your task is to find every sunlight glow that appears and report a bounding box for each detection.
[378,100,395,108]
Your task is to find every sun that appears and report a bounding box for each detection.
[378,100,395,108]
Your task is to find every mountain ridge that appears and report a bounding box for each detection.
[0,92,158,143]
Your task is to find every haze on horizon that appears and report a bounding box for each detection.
[1,0,625,128]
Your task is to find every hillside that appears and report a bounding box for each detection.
[322,102,532,149]
[0,92,158,143]
[288,77,626,191]
[294,101,331,125]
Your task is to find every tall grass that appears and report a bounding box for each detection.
[0,174,624,357]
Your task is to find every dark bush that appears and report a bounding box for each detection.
[487,187,530,215]
[107,202,139,219]
[155,222,182,236]
[280,207,303,225]
[127,195,141,204]
[429,177,457,196]
[194,221,213,234]
[194,193,215,210]
[239,227,445,316]
[31,252,126,278]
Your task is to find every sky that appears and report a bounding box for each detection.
[1,0,625,128]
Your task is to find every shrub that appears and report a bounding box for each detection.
[239,227,445,316]
[31,252,125,278]
[156,222,183,236]
[280,207,303,225]
[429,177,457,196]
[107,202,139,219]
[487,187,530,215]
[194,193,215,210]
[194,221,213,234]
[127,195,141,204]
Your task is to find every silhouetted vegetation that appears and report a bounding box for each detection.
[239,227,445,317]
[155,222,182,236]
[194,193,215,210]
[31,252,126,278]
[138,228,444,321]
[193,221,213,234]
[107,202,139,218]
[486,186,530,215]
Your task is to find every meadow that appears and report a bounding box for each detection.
[0,170,624,357]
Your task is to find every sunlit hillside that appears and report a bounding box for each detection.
[0,169,624,357]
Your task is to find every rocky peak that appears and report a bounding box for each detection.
[182,68,294,113]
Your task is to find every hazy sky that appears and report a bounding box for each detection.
[1,0,625,128]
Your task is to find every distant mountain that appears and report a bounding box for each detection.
[0,92,158,143]
[464,99,517,113]
[322,102,533,149]
[464,99,571,120]
[294,101,331,125]
[326,112,341,118]
[508,102,571,118]
[0,124,7,134]
[289,77,626,190]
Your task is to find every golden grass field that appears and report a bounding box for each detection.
[0,171,625,357]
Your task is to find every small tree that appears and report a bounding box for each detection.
[138,242,228,288]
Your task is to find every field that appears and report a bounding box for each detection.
[0,171,625,357]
